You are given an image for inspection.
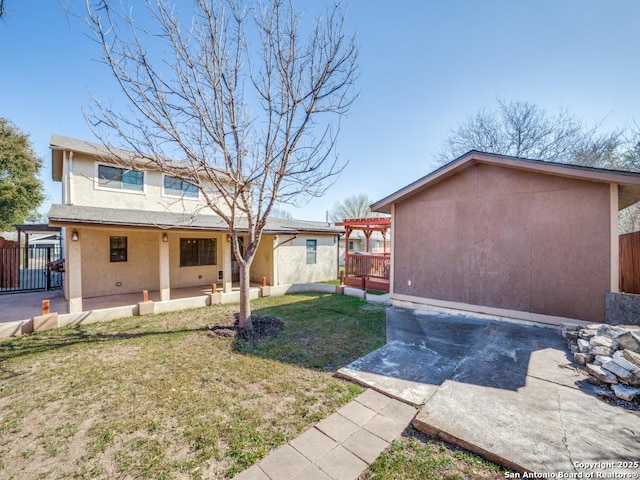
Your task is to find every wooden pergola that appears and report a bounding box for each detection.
[335,217,391,292]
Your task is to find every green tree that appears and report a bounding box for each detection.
[0,118,44,230]
[329,193,381,223]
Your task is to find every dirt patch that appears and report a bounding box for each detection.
[206,315,285,344]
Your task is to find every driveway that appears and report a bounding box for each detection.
[338,306,640,475]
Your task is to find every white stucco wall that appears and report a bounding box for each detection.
[67,153,227,215]
[275,234,338,285]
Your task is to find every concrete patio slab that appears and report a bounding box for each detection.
[316,413,360,443]
[289,428,337,462]
[233,465,270,480]
[338,306,640,476]
[258,444,309,480]
[314,445,368,480]
[0,290,66,323]
[291,464,331,480]
[336,400,376,426]
[341,428,389,464]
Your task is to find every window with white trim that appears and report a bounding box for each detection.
[163,175,198,198]
[97,164,144,191]
[306,239,317,264]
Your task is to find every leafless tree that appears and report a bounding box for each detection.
[437,99,621,167]
[329,193,381,223]
[85,0,358,328]
[269,207,293,220]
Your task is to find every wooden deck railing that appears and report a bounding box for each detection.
[346,254,390,280]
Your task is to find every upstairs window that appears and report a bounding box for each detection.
[98,165,144,191]
[306,239,317,264]
[110,236,128,262]
[163,175,198,198]
[180,238,217,267]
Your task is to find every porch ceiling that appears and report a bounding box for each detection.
[619,184,640,210]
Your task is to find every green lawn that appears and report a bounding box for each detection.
[0,293,504,479]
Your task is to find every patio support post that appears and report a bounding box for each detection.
[273,236,279,286]
[67,228,83,313]
[364,229,372,253]
[383,227,388,254]
[610,183,620,293]
[344,226,351,277]
[159,233,170,301]
[222,234,232,293]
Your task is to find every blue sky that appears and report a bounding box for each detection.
[1,0,639,222]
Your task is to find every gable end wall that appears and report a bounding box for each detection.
[393,163,611,322]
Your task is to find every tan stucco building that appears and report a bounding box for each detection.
[372,151,640,323]
[48,135,340,313]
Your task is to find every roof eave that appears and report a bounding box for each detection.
[371,150,640,212]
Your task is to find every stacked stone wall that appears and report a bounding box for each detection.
[562,324,640,402]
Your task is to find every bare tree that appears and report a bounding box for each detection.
[329,193,381,223]
[85,0,358,328]
[269,207,293,220]
[437,99,621,166]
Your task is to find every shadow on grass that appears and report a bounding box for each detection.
[231,293,387,372]
[0,293,386,375]
[0,325,209,365]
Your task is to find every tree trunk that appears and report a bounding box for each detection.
[238,261,253,330]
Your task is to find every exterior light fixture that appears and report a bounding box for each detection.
[162,233,168,242]
[71,230,79,242]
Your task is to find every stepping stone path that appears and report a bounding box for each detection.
[233,389,416,480]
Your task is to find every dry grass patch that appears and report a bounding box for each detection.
[0,293,382,479]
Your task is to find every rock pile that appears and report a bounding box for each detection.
[562,323,640,402]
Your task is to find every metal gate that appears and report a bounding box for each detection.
[0,246,63,294]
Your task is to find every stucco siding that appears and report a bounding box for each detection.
[251,235,274,284]
[393,163,611,322]
[167,232,224,289]
[276,234,337,284]
[79,228,160,298]
[69,154,227,215]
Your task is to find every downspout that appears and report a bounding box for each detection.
[68,151,74,205]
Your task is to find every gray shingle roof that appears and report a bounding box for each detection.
[47,204,342,235]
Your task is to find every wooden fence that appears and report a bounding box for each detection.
[619,231,640,294]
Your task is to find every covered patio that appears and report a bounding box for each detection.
[47,204,339,314]
[336,217,391,292]
[0,282,263,324]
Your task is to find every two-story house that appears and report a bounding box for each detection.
[48,135,341,313]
